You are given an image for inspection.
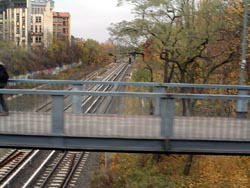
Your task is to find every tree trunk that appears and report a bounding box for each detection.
[184,155,193,175]
[163,56,169,83]
[180,71,187,116]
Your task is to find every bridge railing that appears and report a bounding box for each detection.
[7,79,250,115]
[1,83,250,141]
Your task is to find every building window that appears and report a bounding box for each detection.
[16,26,20,34]
[22,29,25,37]
[16,13,20,22]
[35,25,38,32]
[39,25,42,32]
[36,16,41,23]
[35,36,41,43]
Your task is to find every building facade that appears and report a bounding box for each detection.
[30,0,54,47]
[0,0,29,46]
[53,11,71,42]
[0,0,71,48]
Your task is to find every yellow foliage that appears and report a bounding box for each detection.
[188,156,250,188]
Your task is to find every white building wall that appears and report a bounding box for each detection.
[3,7,28,46]
[30,0,53,47]
[43,1,53,47]
[0,0,54,47]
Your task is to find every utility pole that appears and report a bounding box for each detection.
[237,0,249,118]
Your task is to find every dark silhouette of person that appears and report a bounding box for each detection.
[128,57,132,64]
[0,62,9,116]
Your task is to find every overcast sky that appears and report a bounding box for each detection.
[54,0,134,42]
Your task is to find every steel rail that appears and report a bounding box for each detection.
[22,150,56,188]
[0,150,39,188]
[36,62,127,112]
[62,152,84,188]
[38,152,67,188]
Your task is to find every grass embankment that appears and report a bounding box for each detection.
[90,154,250,188]
[89,83,250,188]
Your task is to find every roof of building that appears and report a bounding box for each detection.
[53,12,70,18]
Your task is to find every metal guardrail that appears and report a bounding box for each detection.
[7,79,250,90]
[4,79,250,119]
[1,88,250,100]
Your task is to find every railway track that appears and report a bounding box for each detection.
[36,62,128,113]
[27,151,89,188]
[0,150,39,188]
[0,61,130,187]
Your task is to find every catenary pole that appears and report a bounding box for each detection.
[237,0,249,118]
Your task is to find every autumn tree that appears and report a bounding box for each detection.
[81,39,114,65]
[71,41,84,63]
[225,0,250,85]
[100,42,116,63]
[0,40,32,75]
[109,0,240,85]
[109,0,246,119]
[0,38,84,76]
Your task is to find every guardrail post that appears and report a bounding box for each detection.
[160,96,175,149]
[52,95,64,134]
[237,89,248,118]
[154,86,166,115]
[72,84,82,114]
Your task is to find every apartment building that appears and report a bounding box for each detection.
[30,0,54,47]
[0,0,29,46]
[53,11,71,42]
[0,0,71,48]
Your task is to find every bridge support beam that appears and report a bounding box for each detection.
[237,89,248,118]
[52,95,64,134]
[154,86,166,115]
[72,84,83,114]
[160,97,175,150]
